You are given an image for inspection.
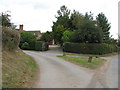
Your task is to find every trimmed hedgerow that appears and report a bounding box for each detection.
[63,42,118,55]
[35,41,42,51]
[35,41,49,51]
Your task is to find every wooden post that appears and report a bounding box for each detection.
[63,52,66,56]
[88,56,92,63]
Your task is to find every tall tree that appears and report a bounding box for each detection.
[85,12,94,21]
[70,10,84,30]
[0,12,16,29]
[96,13,111,42]
[0,12,11,27]
[52,5,71,44]
[71,19,103,43]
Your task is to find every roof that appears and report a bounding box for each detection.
[25,30,41,33]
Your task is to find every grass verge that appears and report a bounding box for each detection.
[2,49,38,88]
[58,56,106,69]
[64,51,120,57]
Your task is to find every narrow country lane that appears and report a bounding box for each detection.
[23,46,118,88]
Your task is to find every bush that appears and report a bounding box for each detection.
[21,42,30,50]
[19,32,36,50]
[63,42,118,55]
[35,41,49,51]
[2,27,20,50]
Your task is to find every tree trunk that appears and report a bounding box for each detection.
[88,56,92,63]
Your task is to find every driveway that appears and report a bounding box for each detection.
[23,45,118,88]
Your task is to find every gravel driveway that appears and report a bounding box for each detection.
[23,45,118,88]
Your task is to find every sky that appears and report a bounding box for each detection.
[0,0,119,39]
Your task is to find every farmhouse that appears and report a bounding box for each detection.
[17,24,41,39]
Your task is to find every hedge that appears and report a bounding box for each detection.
[2,27,20,50]
[63,42,118,55]
[35,41,49,51]
[21,42,30,50]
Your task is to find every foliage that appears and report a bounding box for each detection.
[35,41,49,51]
[52,5,112,45]
[96,12,111,42]
[20,32,36,50]
[105,37,117,45]
[40,31,53,42]
[71,20,103,43]
[2,27,20,51]
[52,25,67,44]
[0,12,16,29]
[70,10,84,30]
[35,41,42,51]
[52,5,71,44]
[63,42,118,55]
[62,30,74,42]
[118,35,120,47]
[21,42,30,50]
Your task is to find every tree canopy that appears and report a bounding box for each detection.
[40,31,53,42]
[96,12,111,42]
[52,5,111,45]
[0,12,16,29]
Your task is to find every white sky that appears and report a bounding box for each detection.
[0,0,119,39]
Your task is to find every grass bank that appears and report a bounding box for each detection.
[58,56,106,69]
[2,49,38,88]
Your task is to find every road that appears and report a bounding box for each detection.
[23,45,118,88]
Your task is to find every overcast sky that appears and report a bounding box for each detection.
[0,0,119,38]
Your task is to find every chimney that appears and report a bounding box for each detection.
[19,24,23,31]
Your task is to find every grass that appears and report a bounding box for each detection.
[64,51,120,57]
[58,56,106,69]
[2,49,38,88]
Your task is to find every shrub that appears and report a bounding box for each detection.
[63,42,118,55]
[19,32,36,50]
[35,41,49,51]
[21,42,30,50]
[2,27,20,50]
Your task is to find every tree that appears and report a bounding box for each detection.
[0,12,11,27]
[85,12,94,21]
[62,30,74,42]
[70,10,84,30]
[53,25,66,44]
[40,31,53,42]
[71,19,103,43]
[0,12,16,29]
[52,5,71,45]
[55,5,71,28]
[96,13,111,42]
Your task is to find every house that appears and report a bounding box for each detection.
[18,24,41,39]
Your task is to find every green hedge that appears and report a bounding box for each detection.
[35,41,49,51]
[21,42,30,50]
[63,42,118,55]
